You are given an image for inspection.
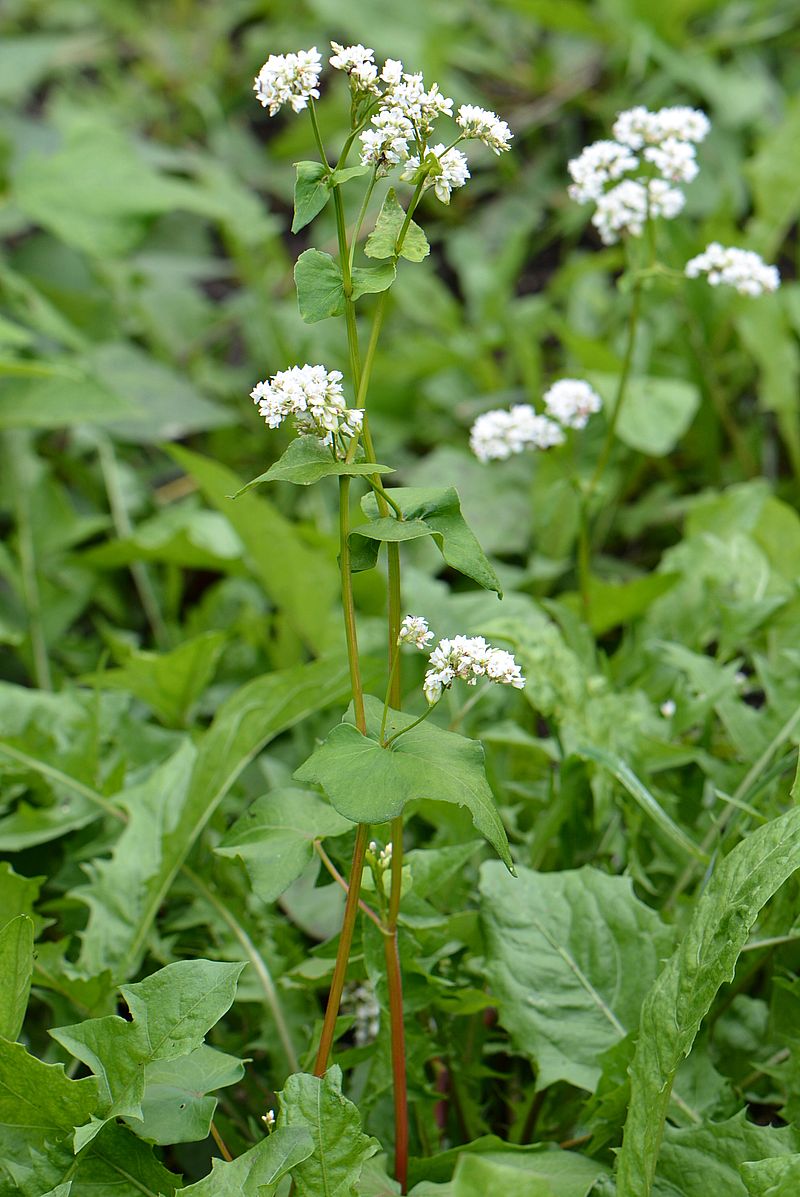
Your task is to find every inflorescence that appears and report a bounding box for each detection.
[398,616,525,704]
[685,243,780,296]
[250,364,363,455]
[470,379,603,463]
[567,105,709,244]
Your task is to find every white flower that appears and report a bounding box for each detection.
[251,364,363,455]
[423,635,525,704]
[398,615,434,650]
[381,58,404,87]
[261,1109,276,1130]
[684,243,780,296]
[567,140,639,204]
[329,42,379,94]
[402,144,470,203]
[643,136,698,183]
[359,106,415,170]
[613,105,710,150]
[253,48,322,116]
[592,178,684,244]
[470,405,564,462]
[543,379,603,430]
[660,699,676,718]
[456,104,513,154]
[344,982,380,1047]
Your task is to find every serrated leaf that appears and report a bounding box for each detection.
[742,1153,800,1196]
[292,161,330,233]
[216,787,352,902]
[234,436,394,492]
[616,807,800,1197]
[278,1067,379,1197]
[294,249,345,323]
[0,915,34,1040]
[176,1125,314,1195]
[75,656,352,978]
[295,695,513,868]
[408,1138,609,1193]
[354,487,502,594]
[351,262,397,299]
[479,863,674,1091]
[365,189,429,262]
[122,1045,244,1146]
[51,959,244,1149]
[657,1113,800,1197]
[0,1037,97,1138]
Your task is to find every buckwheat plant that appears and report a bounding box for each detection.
[243,43,518,1192]
[470,103,780,617]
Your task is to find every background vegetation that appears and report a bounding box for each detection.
[2,1,800,1194]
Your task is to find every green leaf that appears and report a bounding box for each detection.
[34,1123,181,1197]
[616,806,800,1197]
[479,863,674,1091]
[76,656,353,978]
[590,374,700,456]
[452,1156,555,1196]
[168,445,339,654]
[51,958,244,1150]
[330,165,371,186]
[235,436,394,492]
[292,161,331,233]
[0,375,138,430]
[0,915,34,1041]
[294,249,345,323]
[657,1113,800,1197]
[351,262,397,299]
[574,745,706,861]
[80,631,226,728]
[735,297,800,477]
[354,487,502,594]
[295,695,513,869]
[278,1067,379,1197]
[216,787,352,902]
[176,1126,314,1195]
[365,189,430,262]
[742,1153,800,1196]
[747,93,800,257]
[409,1138,608,1193]
[580,572,680,635]
[0,1037,97,1139]
[122,1045,244,1145]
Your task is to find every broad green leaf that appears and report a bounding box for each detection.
[30,1123,181,1197]
[168,445,338,654]
[177,1126,313,1195]
[0,861,42,924]
[295,695,513,868]
[351,262,397,300]
[656,1113,800,1197]
[80,631,227,728]
[575,745,706,860]
[76,655,352,977]
[358,1156,402,1195]
[82,504,245,572]
[580,572,680,635]
[591,374,700,456]
[616,807,800,1197]
[216,787,352,902]
[0,1043,97,1153]
[354,487,502,594]
[51,958,244,1149]
[0,915,34,1041]
[409,1138,608,1193]
[479,863,673,1091]
[330,165,371,186]
[0,375,136,430]
[735,297,800,477]
[235,436,393,492]
[747,93,800,257]
[292,161,331,233]
[452,1156,555,1196]
[122,1045,244,1145]
[365,189,430,262]
[742,1153,800,1195]
[294,249,346,322]
[278,1067,379,1197]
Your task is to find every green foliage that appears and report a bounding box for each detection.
[237,436,394,490]
[177,1126,314,1194]
[365,191,430,263]
[278,1067,379,1197]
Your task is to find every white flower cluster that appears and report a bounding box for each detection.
[344,982,381,1047]
[470,405,564,462]
[684,243,780,296]
[568,104,709,244]
[423,635,525,704]
[456,104,513,154]
[398,614,434,650]
[329,42,380,94]
[368,839,393,870]
[470,378,602,462]
[250,364,363,454]
[543,379,603,429]
[253,48,322,115]
[402,143,470,204]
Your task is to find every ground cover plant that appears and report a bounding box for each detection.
[1,1,800,1194]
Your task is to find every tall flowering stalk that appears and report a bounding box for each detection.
[246,42,517,1192]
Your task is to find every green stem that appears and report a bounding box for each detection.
[314,839,385,932]
[383,699,440,748]
[349,171,378,270]
[576,494,592,621]
[184,865,299,1075]
[384,929,409,1192]
[380,647,403,742]
[338,477,366,733]
[313,823,370,1075]
[588,275,643,496]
